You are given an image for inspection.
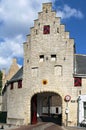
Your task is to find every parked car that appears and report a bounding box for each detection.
[80,119,86,127]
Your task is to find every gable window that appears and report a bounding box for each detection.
[51,54,56,61]
[18,80,22,88]
[74,77,82,87]
[10,82,14,90]
[39,55,44,62]
[43,25,50,34]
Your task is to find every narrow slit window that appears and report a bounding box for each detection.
[36,29,38,35]
[57,28,59,33]
[51,54,56,61]
[46,9,48,13]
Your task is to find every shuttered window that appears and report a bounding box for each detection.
[43,25,50,34]
[18,80,22,88]
[74,77,82,87]
[10,82,14,90]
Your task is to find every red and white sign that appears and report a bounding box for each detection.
[64,95,71,102]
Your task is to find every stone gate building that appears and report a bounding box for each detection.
[2,3,86,126]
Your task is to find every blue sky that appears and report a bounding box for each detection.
[55,0,86,54]
[0,0,86,71]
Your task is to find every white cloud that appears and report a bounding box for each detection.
[0,35,24,58]
[56,5,84,19]
[0,35,24,70]
[0,57,12,71]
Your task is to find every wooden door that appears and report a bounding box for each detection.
[31,95,37,124]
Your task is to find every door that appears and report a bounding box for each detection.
[31,95,37,124]
[84,102,86,118]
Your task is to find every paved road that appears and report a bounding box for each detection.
[8,123,64,130]
[65,126,86,130]
[0,123,86,130]
[0,122,63,130]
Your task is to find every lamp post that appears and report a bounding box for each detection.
[65,102,68,127]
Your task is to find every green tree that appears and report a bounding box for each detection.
[0,70,2,95]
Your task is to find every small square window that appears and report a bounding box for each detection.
[10,82,13,90]
[51,55,56,61]
[43,25,50,34]
[18,80,22,88]
[74,77,82,87]
[39,55,44,62]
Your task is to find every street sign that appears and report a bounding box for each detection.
[64,95,71,102]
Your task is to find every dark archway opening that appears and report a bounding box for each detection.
[31,92,62,125]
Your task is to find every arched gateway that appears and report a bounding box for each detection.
[31,92,62,125]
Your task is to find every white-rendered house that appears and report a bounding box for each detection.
[78,95,86,124]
